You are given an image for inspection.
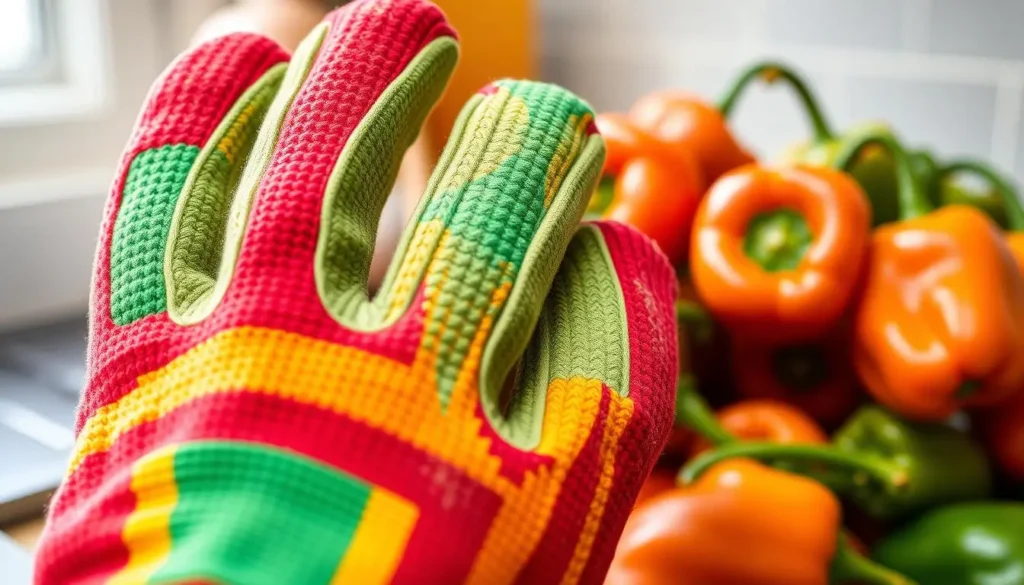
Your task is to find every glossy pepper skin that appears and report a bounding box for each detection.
[608,460,841,585]
[690,164,871,343]
[732,334,861,429]
[837,136,1024,420]
[628,91,755,184]
[682,405,992,520]
[689,399,828,456]
[873,503,1024,585]
[608,459,913,585]
[591,112,705,266]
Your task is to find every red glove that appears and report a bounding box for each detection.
[34,1,678,583]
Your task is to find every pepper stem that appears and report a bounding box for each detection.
[718,61,833,143]
[675,375,733,446]
[830,534,917,585]
[834,133,933,221]
[678,441,908,493]
[937,160,1024,232]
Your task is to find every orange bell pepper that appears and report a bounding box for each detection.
[592,113,705,267]
[629,91,755,184]
[1009,234,1024,274]
[690,164,871,342]
[836,136,1024,420]
[606,459,912,585]
[935,159,1024,275]
[732,333,862,428]
[690,399,828,457]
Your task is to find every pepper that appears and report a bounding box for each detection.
[689,163,871,343]
[628,90,756,184]
[607,459,913,585]
[732,333,861,429]
[934,159,1024,275]
[873,502,1024,585]
[720,63,913,225]
[689,398,828,457]
[681,405,992,520]
[590,112,705,266]
[835,134,1024,420]
[978,393,1024,483]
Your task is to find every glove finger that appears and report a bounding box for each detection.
[83,33,287,427]
[509,221,678,584]
[217,0,456,330]
[375,80,605,414]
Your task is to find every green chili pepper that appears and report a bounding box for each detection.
[873,502,1024,585]
[680,405,991,519]
[719,61,934,227]
[832,406,992,518]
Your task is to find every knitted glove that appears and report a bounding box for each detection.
[34,1,677,583]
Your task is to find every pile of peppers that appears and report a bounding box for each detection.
[590,61,1024,585]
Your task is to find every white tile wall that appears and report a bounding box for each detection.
[538,0,1024,183]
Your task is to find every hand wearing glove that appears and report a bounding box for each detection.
[33,1,677,584]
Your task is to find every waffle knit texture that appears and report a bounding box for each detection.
[33,1,678,584]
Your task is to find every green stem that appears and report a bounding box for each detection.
[718,61,833,143]
[834,133,933,221]
[678,441,908,492]
[675,375,733,446]
[830,534,917,585]
[938,160,1024,232]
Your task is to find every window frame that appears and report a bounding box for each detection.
[0,0,111,127]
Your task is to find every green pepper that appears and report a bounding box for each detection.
[873,502,1024,585]
[831,406,992,518]
[718,61,930,226]
[680,405,992,519]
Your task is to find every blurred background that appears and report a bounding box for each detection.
[1,0,1024,546]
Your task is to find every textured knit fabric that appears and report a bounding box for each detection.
[33,1,678,584]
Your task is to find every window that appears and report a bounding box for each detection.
[0,0,110,126]
[0,0,46,78]
[0,0,224,330]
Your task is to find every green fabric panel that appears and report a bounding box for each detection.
[419,81,599,410]
[479,136,605,448]
[541,225,628,393]
[152,441,371,585]
[165,64,285,323]
[315,37,458,328]
[110,144,200,325]
[499,224,628,448]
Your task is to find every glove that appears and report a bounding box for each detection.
[34,1,677,583]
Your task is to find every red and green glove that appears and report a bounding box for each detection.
[33,1,678,584]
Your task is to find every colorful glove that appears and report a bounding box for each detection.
[33,1,677,583]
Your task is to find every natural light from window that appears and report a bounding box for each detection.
[0,0,38,74]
